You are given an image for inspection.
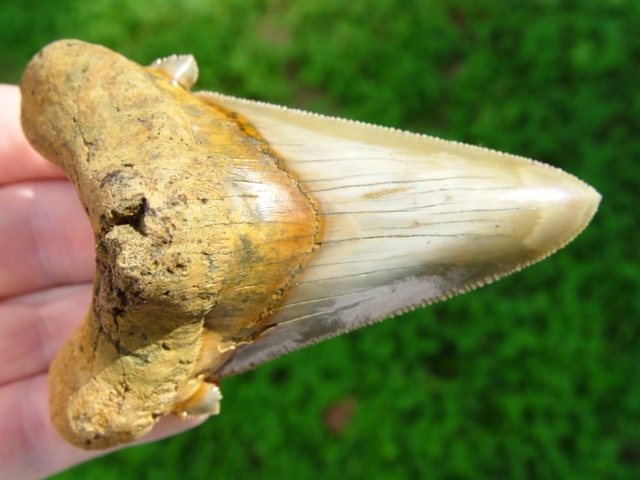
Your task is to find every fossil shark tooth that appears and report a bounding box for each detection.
[19,40,600,449]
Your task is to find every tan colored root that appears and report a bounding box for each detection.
[20,40,317,449]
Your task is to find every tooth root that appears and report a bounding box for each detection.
[198,93,601,377]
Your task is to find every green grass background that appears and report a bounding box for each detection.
[2,0,639,478]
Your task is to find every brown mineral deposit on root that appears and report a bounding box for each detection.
[20,40,318,449]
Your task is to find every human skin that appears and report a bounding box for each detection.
[0,84,205,480]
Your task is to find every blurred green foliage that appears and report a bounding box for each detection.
[2,0,639,478]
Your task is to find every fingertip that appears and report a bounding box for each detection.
[0,84,66,186]
[139,414,210,444]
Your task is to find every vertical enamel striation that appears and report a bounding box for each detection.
[20,40,316,448]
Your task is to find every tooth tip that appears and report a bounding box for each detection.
[513,162,600,269]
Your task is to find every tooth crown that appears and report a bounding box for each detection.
[200,93,600,376]
[19,39,600,449]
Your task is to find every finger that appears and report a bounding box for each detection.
[0,284,91,385]
[0,180,94,299]
[0,84,66,186]
[0,373,207,480]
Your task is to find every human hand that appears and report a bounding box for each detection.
[0,84,205,480]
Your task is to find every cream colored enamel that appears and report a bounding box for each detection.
[148,54,199,89]
[196,93,600,377]
[173,382,222,418]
